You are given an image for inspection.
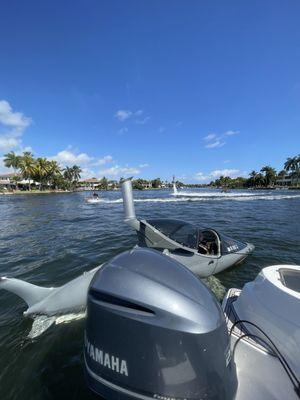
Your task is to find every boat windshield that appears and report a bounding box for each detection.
[146,219,200,249]
[279,269,300,293]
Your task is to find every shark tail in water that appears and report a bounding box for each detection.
[0,277,54,308]
[0,266,102,338]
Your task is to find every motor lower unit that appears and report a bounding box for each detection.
[84,248,237,400]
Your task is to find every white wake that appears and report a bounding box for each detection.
[99,194,300,204]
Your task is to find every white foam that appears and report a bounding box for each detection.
[101,194,300,204]
[28,315,56,338]
[28,311,86,339]
[172,191,268,197]
[55,311,86,324]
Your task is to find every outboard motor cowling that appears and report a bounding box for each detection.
[84,248,237,400]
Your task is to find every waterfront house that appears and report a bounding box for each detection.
[276,174,296,187]
[79,178,102,190]
[0,173,19,190]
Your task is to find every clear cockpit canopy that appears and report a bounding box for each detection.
[146,219,247,255]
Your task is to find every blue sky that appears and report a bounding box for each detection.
[0,0,299,182]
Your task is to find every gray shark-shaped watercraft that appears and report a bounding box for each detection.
[121,178,254,277]
[0,266,102,337]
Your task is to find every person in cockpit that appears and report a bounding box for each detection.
[198,233,209,255]
[198,231,219,256]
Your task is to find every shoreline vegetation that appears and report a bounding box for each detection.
[0,152,299,195]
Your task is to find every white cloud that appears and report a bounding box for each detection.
[115,108,150,126]
[203,133,216,141]
[205,140,225,149]
[210,169,240,178]
[195,172,210,181]
[0,136,20,152]
[93,155,113,166]
[0,100,31,131]
[0,156,6,173]
[0,100,32,152]
[49,149,142,180]
[195,168,242,182]
[115,109,144,122]
[115,110,133,121]
[51,149,93,166]
[225,130,239,136]
[203,130,239,149]
[80,167,97,179]
[176,174,187,181]
[135,116,150,125]
[98,165,140,177]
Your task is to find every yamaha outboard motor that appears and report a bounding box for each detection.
[84,248,237,400]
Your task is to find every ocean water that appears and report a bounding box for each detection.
[0,188,299,399]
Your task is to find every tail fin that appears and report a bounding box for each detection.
[0,277,53,307]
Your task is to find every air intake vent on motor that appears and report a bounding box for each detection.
[89,289,155,316]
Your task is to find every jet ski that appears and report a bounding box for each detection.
[121,178,254,277]
[84,248,300,400]
[86,192,101,204]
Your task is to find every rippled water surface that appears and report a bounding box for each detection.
[0,188,299,399]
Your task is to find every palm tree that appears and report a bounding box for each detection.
[71,165,82,184]
[47,161,61,189]
[100,176,108,190]
[284,156,297,172]
[63,166,74,187]
[249,170,258,187]
[296,155,300,186]
[19,152,36,190]
[284,155,300,186]
[33,158,50,190]
[63,165,81,190]
[3,151,21,189]
[255,173,265,187]
[3,151,21,172]
[260,166,277,187]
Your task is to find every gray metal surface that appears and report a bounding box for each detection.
[223,288,299,400]
[232,264,300,379]
[85,247,237,400]
[121,178,140,230]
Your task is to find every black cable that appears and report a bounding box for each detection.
[230,320,299,385]
[230,320,300,397]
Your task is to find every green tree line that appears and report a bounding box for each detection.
[210,155,300,188]
[3,151,82,191]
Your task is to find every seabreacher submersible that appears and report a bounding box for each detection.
[121,179,254,277]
